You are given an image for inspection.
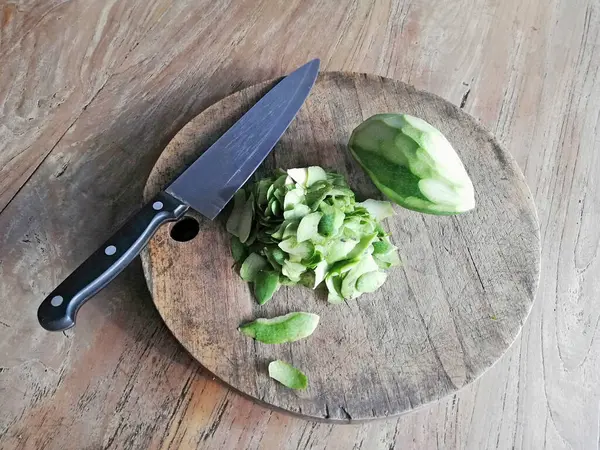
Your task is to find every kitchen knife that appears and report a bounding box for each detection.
[38,59,320,332]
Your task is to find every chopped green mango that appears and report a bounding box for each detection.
[278,237,314,259]
[356,270,388,293]
[254,270,280,305]
[325,238,358,264]
[226,167,400,304]
[328,257,361,276]
[230,236,248,263]
[357,199,395,221]
[349,114,475,215]
[306,166,328,186]
[313,260,329,288]
[303,250,324,269]
[283,189,305,210]
[226,189,246,237]
[263,246,285,270]
[318,209,344,237]
[305,181,332,210]
[264,251,282,271]
[326,171,348,187]
[372,238,394,255]
[279,275,296,286]
[240,253,269,282]
[281,221,299,239]
[325,274,344,304]
[288,166,327,187]
[237,193,255,243]
[283,204,311,220]
[282,259,306,282]
[297,212,322,242]
[256,179,272,206]
[346,233,377,260]
[239,312,319,344]
[341,254,380,299]
[270,198,282,217]
[270,247,287,265]
[374,248,401,269]
[287,167,308,185]
[268,360,308,389]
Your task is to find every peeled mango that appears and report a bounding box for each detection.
[238,312,319,344]
[348,113,475,215]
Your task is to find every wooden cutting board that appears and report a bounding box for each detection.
[140,72,540,422]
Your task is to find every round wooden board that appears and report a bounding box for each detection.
[140,72,540,422]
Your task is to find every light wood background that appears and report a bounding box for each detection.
[0,0,598,449]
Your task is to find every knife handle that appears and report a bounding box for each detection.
[37,191,189,331]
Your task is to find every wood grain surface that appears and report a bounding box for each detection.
[0,0,598,448]
[140,72,540,421]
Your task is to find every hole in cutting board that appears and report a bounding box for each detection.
[170,217,200,242]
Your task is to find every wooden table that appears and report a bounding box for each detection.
[1,1,598,448]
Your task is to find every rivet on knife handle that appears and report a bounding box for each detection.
[37,192,188,331]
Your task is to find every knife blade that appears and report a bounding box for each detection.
[38,59,320,332]
[167,59,320,219]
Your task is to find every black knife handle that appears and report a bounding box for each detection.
[38,191,189,331]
